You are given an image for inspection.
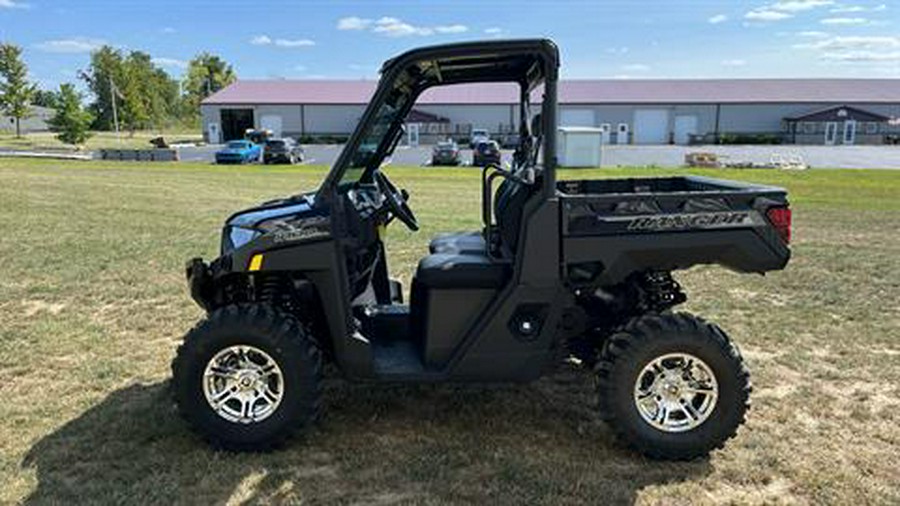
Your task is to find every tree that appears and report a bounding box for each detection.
[183,52,236,112]
[47,83,93,145]
[0,42,38,138]
[32,89,60,108]
[80,45,180,133]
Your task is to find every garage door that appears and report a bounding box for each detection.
[674,115,698,145]
[560,109,596,127]
[633,110,669,144]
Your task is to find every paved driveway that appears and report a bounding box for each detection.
[176,144,512,168]
[599,145,900,169]
[175,144,900,169]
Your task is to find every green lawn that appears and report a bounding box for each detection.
[1,158,898,504]
[0,130,203,152]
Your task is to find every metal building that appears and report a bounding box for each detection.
[201,79,900,145]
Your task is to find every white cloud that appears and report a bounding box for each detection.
[769,0,834,12]
[161,27,176,34]
[34,37,105,53]
[0,0,29,8]
[797,30,830,36]
[373,17,434,36]
[434,24,468,34]
[484,27,503,34]
[340,16,469,37]
[708,14,729,23]
[721,59,747,66]
[820,16,868,24]
[830,3,887,13]
[152,57,187,69]
[274,38,315,47]
[605,46,629,55]
[294,64,307,72]
[822,50,900,61]
[745,9,793,21]
[337,16,372,30]
[796,35,900,49]
[251,35,315,47]
[622,63,651,72]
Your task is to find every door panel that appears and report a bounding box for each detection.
[633,110,669,144]
[674,115,698,145]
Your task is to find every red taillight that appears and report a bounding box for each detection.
[766,207,791,244]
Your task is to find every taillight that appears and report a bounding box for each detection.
[766,207,791,244]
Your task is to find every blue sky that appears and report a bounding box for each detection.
[1,0,897,92]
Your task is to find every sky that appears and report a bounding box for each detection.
[1,0,898,92]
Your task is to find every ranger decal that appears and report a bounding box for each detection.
[626,212,752,231]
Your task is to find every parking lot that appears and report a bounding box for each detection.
[179,143,900,169]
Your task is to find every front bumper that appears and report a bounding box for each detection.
[186,257,213,310]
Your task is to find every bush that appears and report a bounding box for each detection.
[718,133,783,145]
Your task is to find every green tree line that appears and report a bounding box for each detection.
[1,40,236,143]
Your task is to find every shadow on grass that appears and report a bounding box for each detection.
[23,371,711,504]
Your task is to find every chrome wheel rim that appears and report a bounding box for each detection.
[633,352,718,433]
[203,345,284,424]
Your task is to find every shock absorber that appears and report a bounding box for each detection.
[638,271,687,312]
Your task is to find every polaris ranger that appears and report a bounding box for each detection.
[173,39,792,460]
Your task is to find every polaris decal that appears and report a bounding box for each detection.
[626,212,753,231]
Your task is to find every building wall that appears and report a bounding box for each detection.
[414,104,518,133]
[0,106,52,133]
[201,101,900,145]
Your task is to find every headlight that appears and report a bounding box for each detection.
[222,226,260,254]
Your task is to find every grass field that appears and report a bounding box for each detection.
[1,158,898,504]
[0,130,203,152]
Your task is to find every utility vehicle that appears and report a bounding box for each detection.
[173,39,792,460]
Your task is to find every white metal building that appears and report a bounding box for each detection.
[201,79,900,145]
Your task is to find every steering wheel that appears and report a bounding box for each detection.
[373,170,419,231]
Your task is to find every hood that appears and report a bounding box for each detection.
[222,194,320,253]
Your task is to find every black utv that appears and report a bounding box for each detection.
[173,39,792,460]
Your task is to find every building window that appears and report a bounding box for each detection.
[801,122,816,134]
[865,122,879,134]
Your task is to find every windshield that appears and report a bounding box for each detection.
[338,94,410,187]
[227,141,249,149]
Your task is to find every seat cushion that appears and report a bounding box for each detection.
[429,231,486,254]
[415,253,510,289]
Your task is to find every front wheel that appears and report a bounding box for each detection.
[172,304,322,451]
[595,313,750,460]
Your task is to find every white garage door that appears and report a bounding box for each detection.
[560,109,596,127]
[633,110,669,144]
[260,115,283,137]
[674,115,698,145]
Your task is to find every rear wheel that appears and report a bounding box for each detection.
[595,312,750,460]
[172,304,322,451]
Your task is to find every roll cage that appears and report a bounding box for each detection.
[317,39,560,201]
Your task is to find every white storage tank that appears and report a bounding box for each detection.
[557,127,604,167]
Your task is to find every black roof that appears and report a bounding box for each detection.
[785,104,891,122]
[380,38,559,87]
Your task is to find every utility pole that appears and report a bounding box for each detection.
[109,75,121,143]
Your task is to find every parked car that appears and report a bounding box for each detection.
[500,133,520,149]
[264,138,305,164]
[431,140,461,166]
[215,140,262,164]
[469,128,490,148]
[244,128,273,145]
[472,140,502,166]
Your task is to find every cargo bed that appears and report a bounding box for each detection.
[557,176,791,285]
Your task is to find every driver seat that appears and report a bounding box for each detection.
[428,178,526,255]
